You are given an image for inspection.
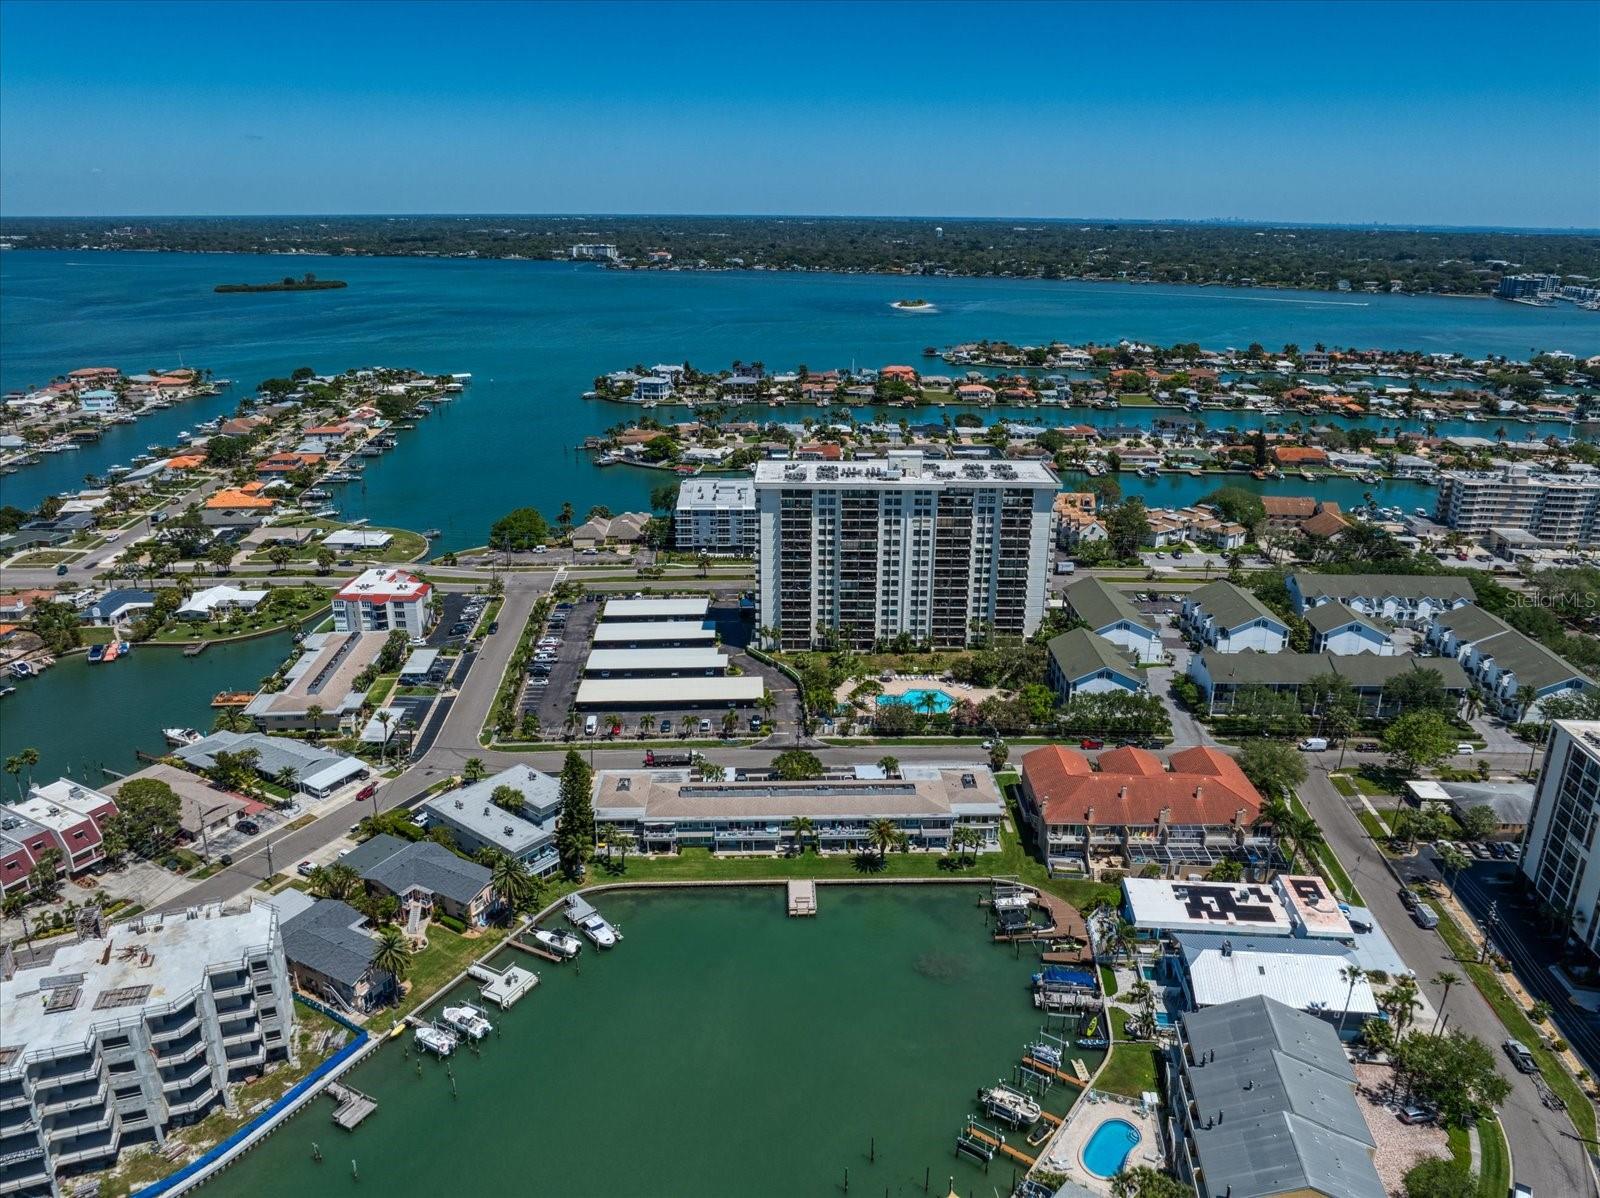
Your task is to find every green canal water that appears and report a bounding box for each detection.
[210,887,1094,1198]
[0,632,293,786]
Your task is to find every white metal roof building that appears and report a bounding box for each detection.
[1182,946,1380,1028]
[575,676,763,709]
[583,648,729,676]
[590,620,716,646]
[601,597,711,622]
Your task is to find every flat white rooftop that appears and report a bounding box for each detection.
[575,676,763,707]
[1,901,278,1054]
[602,597,711,621]
[753,455,1057,488]
[584,648,729,673]
[1188,947,1379,1017]
[1123,877,1292,935]
[591,621,716,644]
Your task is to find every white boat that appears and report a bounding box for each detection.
[992,892,1031,913]
[575,911,617,948]
[531,927,583,959]
[440,1003,493,1040]
[1026,1042,1063,1068]
[979,1083,1041,1126]
[162,727,202,747]
[414,1025,457,1056]
[8,661,36,679]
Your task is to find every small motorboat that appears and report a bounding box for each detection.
[1025,1042,1063,1069]
[414,1025,457,1057]
[531,927,583,959]
[575,911,617,949]
[101,642,121,663]
[979,1083,1041,1127]
[163,727,202,747]
[87,644,106,663]
[440,1003,493,1041]
[8,661,35,679]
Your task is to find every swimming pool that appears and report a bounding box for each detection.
[1082,1117,1142,1179]
[1153,1010,1174,1028]
[875,688,954,714]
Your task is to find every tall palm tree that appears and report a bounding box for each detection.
[1514,684,1538,723]
[1336,965,1367,1036]
[3,756,23,801]
[1287,811,1325,873]
[19,748,38,793]
[1380,976,1422,1033]
[877,755,900,778]
[1430,970,1461,1034]
[867,817,899,862]
[489,852,535,916]
[376,710,394,764]
[275,766,299,794]
[610,828,635,869]
[370,925,412,992]
[787,816,814,853]
[758,689,776,726]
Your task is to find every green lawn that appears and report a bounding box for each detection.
[1446,1118,1510,1198]
[365,672,398,709]
[1100,964,1119,997]
[1330,775,1358,798]
[369,924,507,1034]
[1099,1007,1161,1098]
[1427,899,1595,1141]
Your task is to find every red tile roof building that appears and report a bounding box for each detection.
[1019,745,1273,877]
[332,568,434,637]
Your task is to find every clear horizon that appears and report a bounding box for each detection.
[1,0,1598,227]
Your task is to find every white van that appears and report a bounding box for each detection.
[583,715,598,736]
[1298,737,1329,752]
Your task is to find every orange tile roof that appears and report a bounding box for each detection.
[1261,496,1317,518]
[164,453,207,470]
[880,365,918,380]
[206,487,275,510]
[1272,446,1329,465]
[1022,744,1262,828]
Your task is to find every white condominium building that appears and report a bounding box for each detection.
[331,568,433,635]
[0,902,294,1192]
[674,478,757,554]
[1521,721,1600,962]
[753,451,1057,650]
[1434,466,1600,542]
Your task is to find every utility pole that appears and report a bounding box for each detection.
[1479,900,1499,963]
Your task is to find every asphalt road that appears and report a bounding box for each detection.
[1298,763,1597,1196]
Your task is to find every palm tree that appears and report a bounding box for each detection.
[867,817,899,862]
[310,862,361,901]
[1430,969,1461,1034]
[1380,976,1422,1033]
[610,827,635,869]
[462,757,488,783]
[638,713,656,737]
[1513,683,1538,723]
[305,704,325,741]
[787,816,814,853]
[3,756,23,801]
[1255,793,1293,867]
[1336,965,1367,1035]
[720,709,739,738]
[877,755,900,778]
[489,852,535,916]
[370,925,412,992]
[376,710,394,764]
[19,748,38,793]
[1286,811,1325,873]
[275,765,299,795]
[757,689,777,727]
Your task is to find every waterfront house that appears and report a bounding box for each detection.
[1165,996,1385,1198]
[1019,746,1269,877]
[174,730,369,799]
[1059,576,1164,664]
[592,765,1004,856]
[342,834,494,926]
[1260,495,1318,529]
[1180,581,1288,653]
[83,588,156,626]
[1270,445,1328,468]
[631,375,675,403]
[280,898,397,1014]
[1188,649,1470,717]
[203,482,276,528]
[1045,628,1146,703]
[78,388,120,416]
[106,764,260,844]
[1286,572,1475,628]
[1304,601,1394,655]
[421,765,562,877]
[176,584,268,621]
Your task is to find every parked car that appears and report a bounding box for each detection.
[1503,1039,1539,1074]
[1299,737,1329,752]
[1080,738,1104,750]
[297,860,316,878]
[235,819,260,836]
[749,715,763,732]
[1455,742,1475,754]
[1512,1182,1534,1198]
[1470,842,1492,860]
[659,719,672,734]
[1397,1103,1436,1125]
[583,714,598,736]
[699,718,712,734]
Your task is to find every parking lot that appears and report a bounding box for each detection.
[515,594,797,742]
[427,592,487,648]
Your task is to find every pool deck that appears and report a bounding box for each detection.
[1034,1093,1163,1196]
[832,675,1000,710]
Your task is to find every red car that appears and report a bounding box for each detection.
[356,782,377,801]
[1080,738,1104,750]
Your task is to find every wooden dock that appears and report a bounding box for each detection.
[183,641,210,657]
[211,691,254,707]
[328,1081,377,1130]
[786,880,816,917]
[965,1124,1036,1167]
[1022,1056,1087,1087]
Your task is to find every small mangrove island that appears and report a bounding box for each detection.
[215,272,347,294]
[891,297,935,310]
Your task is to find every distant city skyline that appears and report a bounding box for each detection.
[1,0,1597,227]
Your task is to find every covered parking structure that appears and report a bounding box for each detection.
[591,621,717,647]
[574,676,763,710]
[583,648,729,677]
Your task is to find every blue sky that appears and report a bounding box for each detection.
[2,0,1596,226]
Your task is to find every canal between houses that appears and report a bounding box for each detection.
[207,886,1097,1198]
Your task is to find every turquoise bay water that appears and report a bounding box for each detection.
[209,886,1083,1198]
[3,252,1597,549]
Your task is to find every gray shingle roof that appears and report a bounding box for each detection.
[1476,628,1592,692]
[1432,604,1512,644]
[1188,580,1285,633]
[1198,650,1470,692]
[1061,576,1156,634]
[1046,628,1142,685]
[350,835,491,905]
[1180,996,1384,1198]
[1291,572,1476,603]
[173,731,351,778]
[1303,600,1386,635]
[280,899,377,989]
